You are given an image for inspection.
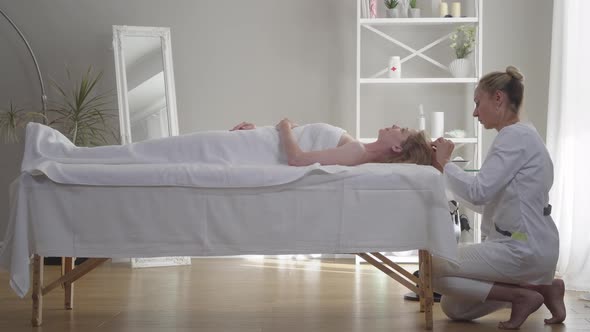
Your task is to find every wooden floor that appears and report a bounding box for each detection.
[1,257,589,331]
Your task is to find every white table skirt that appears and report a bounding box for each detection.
[1,164,457,297]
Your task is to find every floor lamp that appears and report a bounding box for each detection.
[0,8,47,122]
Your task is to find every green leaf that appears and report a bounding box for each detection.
[47,65,117,146]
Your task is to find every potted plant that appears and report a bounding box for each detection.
[49,66,117,146]
[0,66,117,146]
[448,25,476,77]
[409,0,421,18]
[384,0,400,18]
[0,102,44,143]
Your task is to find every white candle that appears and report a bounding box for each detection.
[431,112,445,138]
[451,2,461,17]
[440,2,449,17]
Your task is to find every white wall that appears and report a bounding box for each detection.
[0,0,553,239]
[480,0,553,155]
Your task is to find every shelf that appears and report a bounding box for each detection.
[448,137,477,144]
[359,137,478,143]
[361,78,478,84]
[360,17,479,26]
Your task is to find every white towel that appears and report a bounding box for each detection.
[21,123,348,187]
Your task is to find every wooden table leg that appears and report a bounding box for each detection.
[418,250,426,312]
[419,249,434,330]
[32,255,43,326]
[63,257,75,309]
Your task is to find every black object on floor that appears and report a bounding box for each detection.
[403,291,442,303]
[44,257,89,266]
[403,270,442,303]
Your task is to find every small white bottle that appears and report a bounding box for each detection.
[388,56,401,78]
[417,104,426,131]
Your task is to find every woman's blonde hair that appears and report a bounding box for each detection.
[477,66,525,113]
[386,131,433,166]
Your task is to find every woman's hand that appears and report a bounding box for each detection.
[276,118,299,130]
[432,137,454,172]
[230,122,256,131]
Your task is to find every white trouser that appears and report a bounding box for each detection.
[432,243,518,321]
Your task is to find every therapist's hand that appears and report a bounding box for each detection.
[431,148,443,173]
[432,137,454,171]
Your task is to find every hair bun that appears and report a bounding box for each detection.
[506,66,524,81]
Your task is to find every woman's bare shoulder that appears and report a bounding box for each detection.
[337,132,358,147]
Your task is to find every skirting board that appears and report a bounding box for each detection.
[131,256,192,268]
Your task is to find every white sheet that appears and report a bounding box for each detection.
[21,122,348,187]
[1,164,457,298]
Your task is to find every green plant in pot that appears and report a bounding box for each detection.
[448,25,476,77]
[0,102,44,143]
[384,0,400,18]
[49,66,117,146]
[0,66,118,146]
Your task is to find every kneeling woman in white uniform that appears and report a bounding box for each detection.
[432,66,565,330]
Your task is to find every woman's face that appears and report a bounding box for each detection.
[473,88,499,129]
[378,124,414,152]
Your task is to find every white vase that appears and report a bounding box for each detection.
[409,8,421,18]
[386,8,400,18]
[449,58,471,78]
[430,0,441,17]
[398,0,410,17]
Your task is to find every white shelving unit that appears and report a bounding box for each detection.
[361,78,478,83]
[355,0,484,264]
[359,17,479,25]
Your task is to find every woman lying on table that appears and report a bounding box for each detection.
[233,118,432,166]
[24,119,433,168]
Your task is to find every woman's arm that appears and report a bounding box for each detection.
[443,129,529,205]
[276,119,365,166]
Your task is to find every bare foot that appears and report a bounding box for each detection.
[542,279,566,324]
[497,289,544,330]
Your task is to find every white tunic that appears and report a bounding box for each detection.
[444,123,559,285]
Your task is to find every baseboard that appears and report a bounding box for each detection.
[110,258,131,264]
[131,256,192,268]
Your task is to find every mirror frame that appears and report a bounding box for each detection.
[112,25,179,144]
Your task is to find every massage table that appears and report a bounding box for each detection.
[0,123,458,329]
[1,163,457,330]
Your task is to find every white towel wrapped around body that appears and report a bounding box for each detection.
[21,123,349,188]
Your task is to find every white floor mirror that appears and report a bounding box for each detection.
[112,25,190,268]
